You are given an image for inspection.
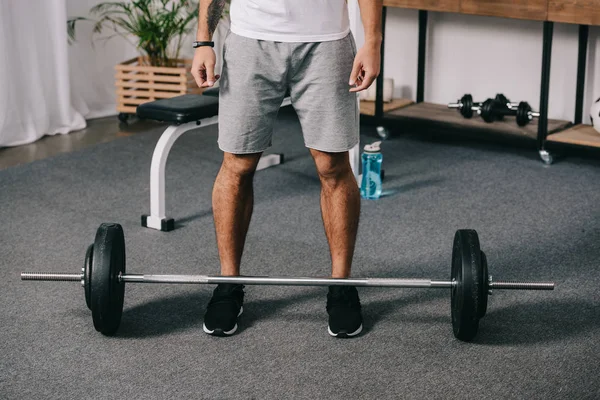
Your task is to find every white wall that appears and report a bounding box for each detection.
[378,8,600,123]
[65,0,229,119]
[66,2,600,124]
[66,0,138,118]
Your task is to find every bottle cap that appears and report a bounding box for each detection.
[364,141,382,153]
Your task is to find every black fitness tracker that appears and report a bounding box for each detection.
[192,41,215,48]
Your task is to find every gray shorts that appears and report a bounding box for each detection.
[218,32,359,154]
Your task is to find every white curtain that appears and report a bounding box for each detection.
[0,0,86,147]
[0,0,231,148]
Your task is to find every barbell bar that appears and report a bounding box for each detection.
[21,223,555,341]
[21,272,553,291]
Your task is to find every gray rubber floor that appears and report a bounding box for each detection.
[1,108,599,399]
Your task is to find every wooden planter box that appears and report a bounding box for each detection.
[115,56,201,114]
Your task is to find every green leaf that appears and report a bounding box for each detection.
[68,0,226,66]
[66,17,90,44]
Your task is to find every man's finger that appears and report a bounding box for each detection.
[191,67,206,88]
[191,67,206,87]
[350,72,376,93]
[205,62,216,87]
[351,74,376,92]
[348,60,362,86]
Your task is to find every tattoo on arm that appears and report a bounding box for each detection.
[207,0,226,36]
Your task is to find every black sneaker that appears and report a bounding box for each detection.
[326,285,363,338]
[203,283,244,336]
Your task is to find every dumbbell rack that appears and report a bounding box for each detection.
[362,3,600,165]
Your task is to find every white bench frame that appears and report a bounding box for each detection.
[142,96,360,231]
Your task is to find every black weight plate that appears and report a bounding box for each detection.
[91,223,126,335]
[461,94,473,119]
[478,251,488,319]
[516,101,532,127]
[451,229,482,341]
[84,244,94,310]
[494,94,509,120]
[494,93,509,106]
[480,99,495,123]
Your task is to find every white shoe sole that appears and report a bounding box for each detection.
[328,323,363,338]
[203,306,243,336]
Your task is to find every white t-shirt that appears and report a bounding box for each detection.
[229,0,350,42]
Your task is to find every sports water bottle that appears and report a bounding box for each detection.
[360,141,383,200]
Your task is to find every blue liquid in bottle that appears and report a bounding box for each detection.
[360,141,383,200]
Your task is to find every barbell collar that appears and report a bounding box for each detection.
[21,272,83,281]
[489,281,554,290]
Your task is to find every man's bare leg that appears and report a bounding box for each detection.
[309,149,361,278]
[212,152,263,276]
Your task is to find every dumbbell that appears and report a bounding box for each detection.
[479,99,540,126]
[478,98,504,123]
[448,94,480,119]
[494,94,519,111]
[448,94,518,120]
[492,94,520,120]
[21,223,555,341]
[513,101,541,126]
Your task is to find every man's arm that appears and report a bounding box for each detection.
[191,1,227,87]
[197,0,227,41]
[358,0,383,46]
[349,0,383,92]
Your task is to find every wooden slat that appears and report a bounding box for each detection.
[116,65,188,75]
[116,89,182,99]
[459,0,547,21]
[117,105,138,113]
[384,102,571,139]
[118,97,158,106]
[383,0,459,12]
[118,56,139,66]
[548,1,600,26]
[116,63,187,74]
[547,124,600,147]
[115,72,187,83]
[116,56,190,69]
[115,81,187,91]
[360,98,414,116]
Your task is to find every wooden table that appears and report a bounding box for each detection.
[368,0,600,162]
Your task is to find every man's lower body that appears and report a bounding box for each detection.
[203,32,362,338]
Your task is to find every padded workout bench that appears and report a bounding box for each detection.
[136,87,360,232]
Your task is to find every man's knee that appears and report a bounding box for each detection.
[220,152,262,181]
[311,150,352,186]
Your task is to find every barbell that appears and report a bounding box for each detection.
[21,223,555,341]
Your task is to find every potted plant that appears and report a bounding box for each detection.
[69,0,227,122]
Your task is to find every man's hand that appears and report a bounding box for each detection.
[191,47,220,88]
[349,42,381,93]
